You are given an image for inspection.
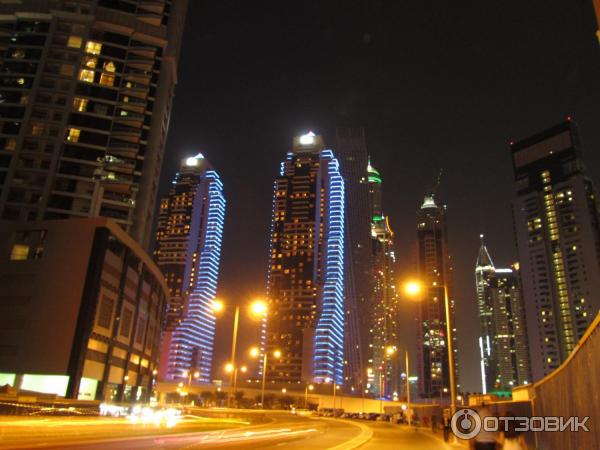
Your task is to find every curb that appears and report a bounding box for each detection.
[319,418,374,450]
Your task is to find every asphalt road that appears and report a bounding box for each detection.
[360,422,461,450]
[0,412,459,449]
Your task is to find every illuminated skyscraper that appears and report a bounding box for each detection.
[366,159,399,398]
[416,195,458,399]
[475,237,531,393]
[333,128,371,389]
[266,132,345,385]
[154,154,225,382]
[511,120,600,380]
[0,0,188,250]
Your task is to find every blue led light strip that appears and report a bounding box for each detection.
[167,171,226,383]
[313,151,345,385]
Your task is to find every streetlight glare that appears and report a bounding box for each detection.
[225,363,234,373]
[404,280,422,297]
[249,299,268,317]
[211,299,224,314]
[193,371,200,378]
[249,346,260,357]
[241,366,247,373]
[273,349,282,358]
[385,345,396,356]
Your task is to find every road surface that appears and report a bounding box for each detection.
[0,412,457,449]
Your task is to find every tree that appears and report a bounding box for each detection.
[200,391,214,407]
[278,395,294,409]
[262,393,276,409]
[234,391,245,408]
[215,390,227,406]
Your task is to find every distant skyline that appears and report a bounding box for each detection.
[162,0,600,392]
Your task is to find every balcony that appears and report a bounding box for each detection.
[107,140,139,159]
[113,111,145,128]
[111,124,142,143]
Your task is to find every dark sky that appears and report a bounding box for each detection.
[162,0,600,393]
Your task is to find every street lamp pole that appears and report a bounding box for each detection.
[228,305,240,408]
[260,351,268,407]
[443,285,457,418]
[405,350,411,427]
[333,381,337,410]
[304,384,313,408]
[379,371,383,414]
[403,281,456,421]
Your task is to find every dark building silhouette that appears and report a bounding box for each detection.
[333,127,371,390]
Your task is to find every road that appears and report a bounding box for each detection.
[0,412,458,449]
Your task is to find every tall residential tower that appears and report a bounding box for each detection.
[475,237,531,393]
[416,195,458,399]
[333,127,371,389]
[367,159,399,398]
[511,120,600,380]
[0,0,188,250]
[154,154,225,383]
[265,132,345,385]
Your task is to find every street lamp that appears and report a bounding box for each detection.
[213,298,267,407]
[402,280,457,420]
[250,346,281,408]
[224,363,247,407]
[304,384,314,409]
[182,369,200,386]
[325,377,337,410]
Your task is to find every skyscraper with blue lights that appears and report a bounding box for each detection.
[154,154,225,383]
[265,133,345,385]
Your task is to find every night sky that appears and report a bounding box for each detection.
[162,0,600,393]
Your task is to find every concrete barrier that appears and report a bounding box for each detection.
[512,311,600,449]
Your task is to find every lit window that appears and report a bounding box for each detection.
[73,97,88,112]
[67,128,81,142]
[4,138,16,151]
[67,35,82,48]
[85,41,102,55]
[99,73,115,87]
[10,244,29,261]
[10,230,46,260]
[79,69,94,83]
[31,123,44,136]
[103,61,116,72]
[84,56,97,68]
[11,48,25,59]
